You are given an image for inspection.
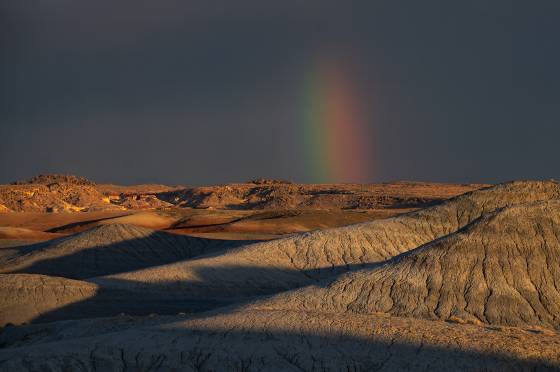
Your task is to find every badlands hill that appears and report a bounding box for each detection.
[251,201,560,329]
[0,224,252,279]
[1,179,560,371]
[92,181,560,301]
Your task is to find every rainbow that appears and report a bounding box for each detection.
[301,59,373,183]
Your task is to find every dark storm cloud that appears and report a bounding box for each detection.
[0,1,558,185]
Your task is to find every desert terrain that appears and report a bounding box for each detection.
[0,175,559,371]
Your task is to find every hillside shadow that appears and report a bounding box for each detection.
[167,215,248,230]
[114,327,559,370]
[156,189,212,208]
[4,309,559,371]
[383,197,442,209]
[28,261,378,324]
[4,234,258,279]
[46,214,134,233]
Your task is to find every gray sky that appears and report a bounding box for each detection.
[1,1,558,185]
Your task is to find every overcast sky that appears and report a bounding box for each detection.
[1,1,558,185]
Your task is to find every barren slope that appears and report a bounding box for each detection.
[93,181,560,300]
[252,201,560,329]
[0,224,252,279]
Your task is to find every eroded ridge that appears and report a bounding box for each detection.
[252,201,560,329]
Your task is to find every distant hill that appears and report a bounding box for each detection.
[0,173,486,213]
[154,180,488,210]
